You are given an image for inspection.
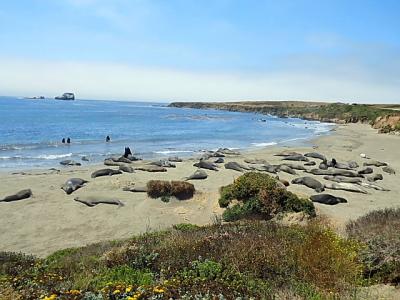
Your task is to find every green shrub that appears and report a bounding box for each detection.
[173,223,200,231]
[218,172,315,221]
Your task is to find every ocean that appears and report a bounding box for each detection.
[0,97,334,170]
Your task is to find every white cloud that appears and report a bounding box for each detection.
[0,57,399,103]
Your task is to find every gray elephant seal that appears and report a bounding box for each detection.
[60,160,81,166]
[264,165,280,174]
[104,158,125,167]
[382,166,396,175]
[282,154,309,162]
[282,163,306,171]
[244,158,269,165]
[304,161,316,166]
[366,174,383,182]
[136,166,167,172]
[358,167,373,175]
[114,156,133,164]
[274,151,301,157]
[91,168,122,178]
[119,165,135,173]
[363,160,387,167]
[348,161,359,168]
[304,152,327,161]
[310,194,347,205]
[217,148,240,155]
[307,168,362,177]
[150,160,176,168]
[279,165,297,175]
[291,177,324,192]
[168,156,182,162]
[193,160,219,171]
[123,186,148,192]
[324,182,367,194]
[185,169,208,180]
[214,157,224,164]
[323,175,362,184]
[61,178,88,194]
[225,162,245,172]
[74,196,124,207]
[359,182,389,191]
[319,161,328,170]
[1,189,32,202]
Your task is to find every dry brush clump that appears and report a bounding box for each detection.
[146,180,195,200]
[346,207,400,284]
[218,172,315,221]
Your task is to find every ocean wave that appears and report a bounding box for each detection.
[251,142,278,147]
[35,153,73,160]
[154,150,194,155]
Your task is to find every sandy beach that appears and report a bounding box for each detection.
[1,123,399,257]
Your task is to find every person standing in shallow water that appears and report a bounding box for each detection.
[67,138,71,144]
[106,135,111,142]
[62,138,65,144]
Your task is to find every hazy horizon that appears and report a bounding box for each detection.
[1,1,399,104]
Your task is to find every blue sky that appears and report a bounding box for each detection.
[0,0,399,103]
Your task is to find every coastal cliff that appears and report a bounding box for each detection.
[169,101,400,133]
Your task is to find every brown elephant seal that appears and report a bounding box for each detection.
[74,196,124,207]
[274,151,301,157]
[136,165,167,172]
[91,168,122,178]
[363,160,387,167]
[282,163,307,171]
[119,165,135,173]
[244,158,269,165]
[278,165,297,175]
[1,189,32,202]
[292,177,324,192]
[168,156,183,162]
[324,182,367,194]
[149,160,176,168]
[193,160,218,171]
[358,167,373,175]
[185,169,208,180]
[310,194,347,205]
[282,154,309,162]
[382,166,396,175]
[304,152,327,161]
[61,178,88,194]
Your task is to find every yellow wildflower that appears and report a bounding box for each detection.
[113,289,121,294]
[126,286,132,292]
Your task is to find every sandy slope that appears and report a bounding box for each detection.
[0,123,399,257]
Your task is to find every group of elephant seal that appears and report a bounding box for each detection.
[0,189,32,202]
[61,178,88,194]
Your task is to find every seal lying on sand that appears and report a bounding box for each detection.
[185,169,208,180]
[61,178,88,194]
[150,160,176,168]
[136,166,167,172]
[217,148,240,155]
[0,189,32,202]
[324,182,367,194]
[104,159,125,167]
[60,160,81,166]
[358,167,373,175]
[304,161,316,166]
[279,165,297,175]
[310,194,347,205]
[193,160,219,171]
[168,156,182,162]
[119,165,135,173]
[123,186,147,192]
[366,174,383,182]
[292,177,324,192]
[382,166,396,175]
[282,154,309,162]
[274,151,301,157]
[91,168,122,178]
[74,196,124,207]
[304,152,327,161]
[307,169,362,177]
[323,175,362,184]
[244,158,269,165]
[224,162,250,172]
[282,163,307,171]
[214,157,224,164]
[319,161,328,170]
[363,160,387,167]
[359,182,389,191]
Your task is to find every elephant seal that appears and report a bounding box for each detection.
[264,165,280,174]
[214,157,224,164]
[382,166,396,175]
[61,178,88,194]
[282,163,306,171]
[282,154,309,162]
[275,176,289,187]
[123,186,148,192]
[274,151,301,157]
[114,156,133,164]
[363,160,387,167]
[149,160,176,168]
[91,169,122,178]
[74,196,124,207]
[324,182,367,194]
[185,169,208,180]
[307,169,362,178]
[136,166,167,172]
[217,148,240,155]
[60,160,81,166]
[0,189,32,202]
[319,161,328,170]
[279,165,297,175]
[310,194,347,205]
[168,156,183,162]
[292,177,324,192]
[119,165,135,173]
[323,175,362,184]
[225,162,245,172]
[348,161,359,168]
[104,159,125,167]
[366,174,383,182]
[193,160,219,171]
[359,182,389,191]
[304,161,316,166]
[244,158,269,165]
[358,167,373,175]
[81,156,89,162]
[304,152,327,161]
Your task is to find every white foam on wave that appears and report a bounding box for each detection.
[251,142,278,147]
[35,153,73,160]
[154,150,194,155]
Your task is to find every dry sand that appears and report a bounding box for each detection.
[0,123,399,257]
